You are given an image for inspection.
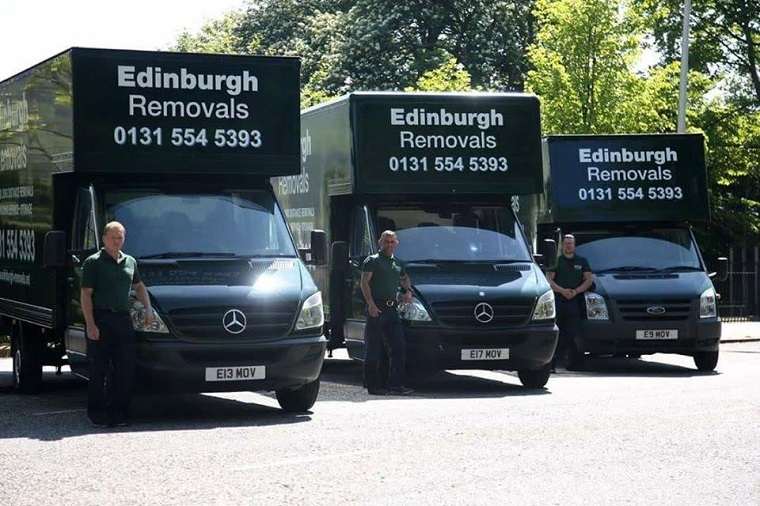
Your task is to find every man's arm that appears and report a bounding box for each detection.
[133,281,154,325]
[575,270,593,295]
[360,271,380,317]
[81,287,99,341]
[545,271,573,299]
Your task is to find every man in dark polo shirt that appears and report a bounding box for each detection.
[360,230,414,395]
[81,221,153,427]
[546,234,593,371]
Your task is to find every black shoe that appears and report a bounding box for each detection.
[90,420,111,428]
[112,420,131,427]
[388,386,414,396]
[367,388,387,396]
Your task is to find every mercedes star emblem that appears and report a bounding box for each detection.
[222,309,247,334]
[474,302,494,323]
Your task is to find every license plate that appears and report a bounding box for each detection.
[461,348,509,360]
[205,365,266,382]
[636,329,678,340]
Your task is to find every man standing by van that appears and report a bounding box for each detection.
[546,234,593,370]
[81,221,153,427]
[360,230,414,395]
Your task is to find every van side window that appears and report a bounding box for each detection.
[350,207,372,258]
[72,188,98,250]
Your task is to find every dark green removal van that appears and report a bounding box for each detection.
[0,48,327,411]
[275,92,558,388]
[538,133,727,371]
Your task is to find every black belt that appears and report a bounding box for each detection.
[374,299,397,308]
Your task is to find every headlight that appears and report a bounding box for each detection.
[700,287,717,318]
[531,289,555,321]
[130,297,169,333]
[397,295,432,322]
[296,292,324,330]
[584,292,609,320]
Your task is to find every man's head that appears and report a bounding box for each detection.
[377,230,399,256]
[102,221,126,257]
[561,234,576,256]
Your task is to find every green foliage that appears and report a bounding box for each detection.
[171,11,248,54]
[404,58,474,92]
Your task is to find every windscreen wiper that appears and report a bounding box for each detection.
[595,266,657,274]
[654,265,704,272]
[138,252,238,259]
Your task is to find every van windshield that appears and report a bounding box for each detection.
[105,190,297,259]
[379,205,532,262]
[573,227,702,273]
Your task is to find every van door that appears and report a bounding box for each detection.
[344,205,374,354]
[65,186,99,373]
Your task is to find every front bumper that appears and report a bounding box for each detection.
[133,334,327,393]
[404,323,558,371]
[577,318,721,355]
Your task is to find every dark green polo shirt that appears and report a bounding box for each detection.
[362,252,406,300]
[549,253,591,290]
[81,249,141,312]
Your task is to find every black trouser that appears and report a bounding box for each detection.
[87,311,136,424]
[364,303,406,390]
[555,296,582,358]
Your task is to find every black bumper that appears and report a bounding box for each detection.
[577,318,721,355]
[404,323,558,371]
[134,335,327,393]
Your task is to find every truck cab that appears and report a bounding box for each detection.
[539,134,727,371]
[1,48,327,412]
[276,92,558,388]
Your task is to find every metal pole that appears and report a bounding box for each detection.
[677,0,692,133]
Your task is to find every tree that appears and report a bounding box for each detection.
[525,0,657,134]
[333,0,536,92]
[637,0,760,106]
[404,57,474,92]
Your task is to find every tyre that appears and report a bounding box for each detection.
[694,350,719,372]
[565,341,585,371]
[275,377,321,412]
[517,363,552,388]
[12,323,43,394]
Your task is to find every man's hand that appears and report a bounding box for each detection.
[403,291,413,304]
[86,324,100,341]
[144,307,155,326]
[368,304,381,318]
[562,288,576,300]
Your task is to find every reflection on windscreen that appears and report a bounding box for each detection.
[380,206,531,262]
[574,228,702,272]
[106,191,297,259]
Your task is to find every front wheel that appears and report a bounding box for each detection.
[275,377,321,412]
[694,350,719,372]
[12,323,43,394]
[517,363,552,389]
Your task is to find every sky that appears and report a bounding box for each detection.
[0,0,247,81]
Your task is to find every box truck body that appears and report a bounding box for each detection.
[275,92,558,388]
[538,133,724,371]
[0,48,326,411]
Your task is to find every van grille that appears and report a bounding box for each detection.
[168,302,299,339]
[614,299,693,322]
[431,299,534,328]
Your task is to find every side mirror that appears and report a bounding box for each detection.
[43,230,67,268]
[711,256,728,282]
[330,241,349,274]
[537,238,557,268]
[310,230,328,266]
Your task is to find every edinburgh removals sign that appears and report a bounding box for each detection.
[352,93,543,195]
[71,48,300,175]
[545,134,709,223]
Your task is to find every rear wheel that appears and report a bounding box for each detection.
[276,377,321,412]
[517,363,552,388]
[12,323,43,394]
[694,350,719,372]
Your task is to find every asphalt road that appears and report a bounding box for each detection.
[1,342,759,506]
